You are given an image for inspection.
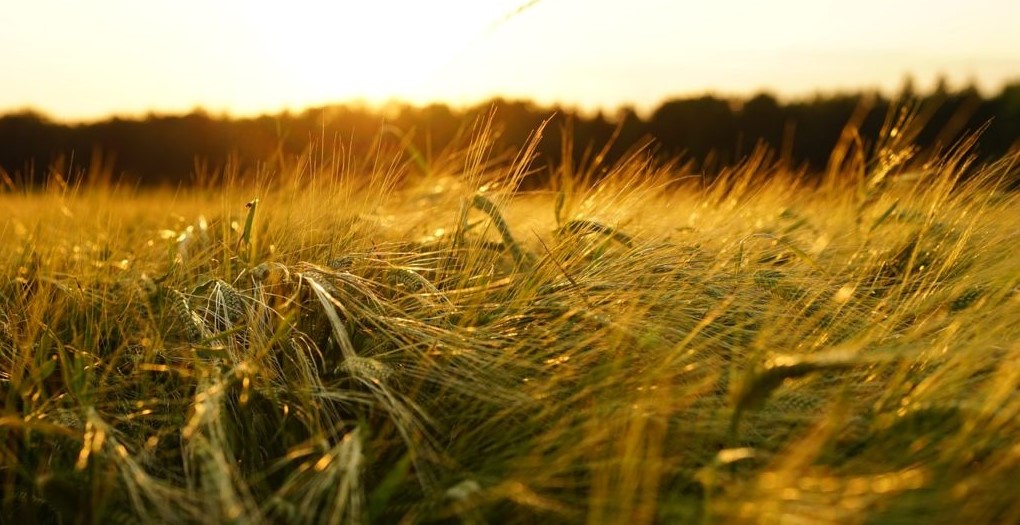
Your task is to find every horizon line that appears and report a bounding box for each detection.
[6,74,1018,126]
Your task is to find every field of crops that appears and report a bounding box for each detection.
[2,124,1019,523]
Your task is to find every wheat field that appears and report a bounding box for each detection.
[1,119,1019,524]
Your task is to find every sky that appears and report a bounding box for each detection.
[2,0,1019,122]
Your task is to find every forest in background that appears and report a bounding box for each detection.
[2,78,1019,187]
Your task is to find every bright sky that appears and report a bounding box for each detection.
[2,0,1018,122]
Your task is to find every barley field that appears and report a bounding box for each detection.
[1,121,1019,524]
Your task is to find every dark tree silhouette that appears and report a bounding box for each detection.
[2,79,1019,188]
[650,95,738,167]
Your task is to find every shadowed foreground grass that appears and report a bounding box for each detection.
[1,125,1019,524]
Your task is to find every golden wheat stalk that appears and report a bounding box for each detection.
[167,288,210,343]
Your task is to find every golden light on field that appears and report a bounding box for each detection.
[1,0,1017,120]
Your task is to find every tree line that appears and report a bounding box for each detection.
[2,79,1018,187]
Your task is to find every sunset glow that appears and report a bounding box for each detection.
[2,0,1018,121]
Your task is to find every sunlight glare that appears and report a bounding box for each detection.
[233,1,516,105]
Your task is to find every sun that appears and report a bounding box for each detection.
[230,1,519,107]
